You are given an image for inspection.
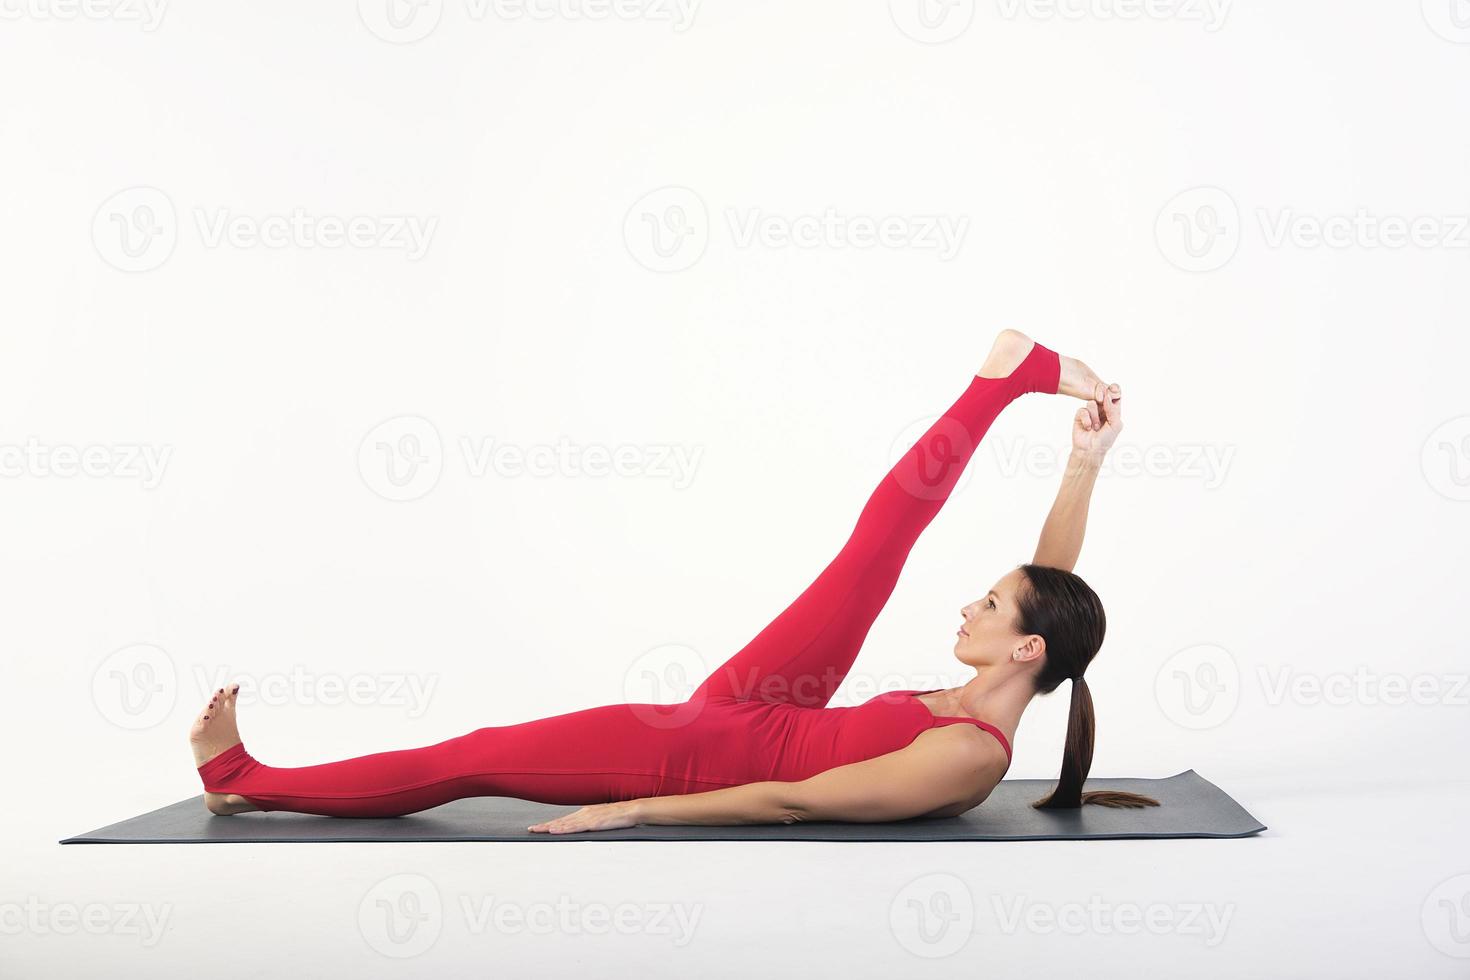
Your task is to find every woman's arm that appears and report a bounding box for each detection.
[1032,383,1122,573]
[527,727,1006,834]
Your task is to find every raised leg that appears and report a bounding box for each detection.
[690,335,1061,709]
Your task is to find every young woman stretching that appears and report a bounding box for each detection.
[189,330,1158,833]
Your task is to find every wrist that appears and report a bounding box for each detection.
[628,798,653,825]
[1068,448,1105,471]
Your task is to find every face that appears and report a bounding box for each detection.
[954,567,1044,668]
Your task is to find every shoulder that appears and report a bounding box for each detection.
[911,725,1009,779]
[906,727,1007,818]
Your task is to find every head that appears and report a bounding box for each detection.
[956,563,1158,811]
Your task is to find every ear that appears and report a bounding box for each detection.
[1012,634,1046,665]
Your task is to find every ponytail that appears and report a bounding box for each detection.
[1031,676,1159,810]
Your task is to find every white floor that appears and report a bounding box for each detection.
[12,774,1467,978]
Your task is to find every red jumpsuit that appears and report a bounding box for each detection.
[198,342,1059,816]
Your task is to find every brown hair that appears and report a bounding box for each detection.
[1015,563,1159,810]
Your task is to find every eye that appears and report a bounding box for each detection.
[986,596,996,610]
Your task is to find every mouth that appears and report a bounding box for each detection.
[956,627,969,638]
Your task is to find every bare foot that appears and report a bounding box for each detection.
[979,329,1108,402]
[189,685,259,815]
[1055,348,1112,402]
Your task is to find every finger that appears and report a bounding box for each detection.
[1074,407,1090,432]
[1103,383,1123,427]
[1085,400,1101,430]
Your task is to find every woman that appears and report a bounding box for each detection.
[190,330,1158,833]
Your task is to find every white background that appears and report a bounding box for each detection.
[3,0,1469,976]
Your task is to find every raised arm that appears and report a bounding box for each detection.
[1032,383,1122,572]
[527,727,1006,834]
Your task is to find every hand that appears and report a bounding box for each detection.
[1071,382,1122,459]
[528,800,643,835]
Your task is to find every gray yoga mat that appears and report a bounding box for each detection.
[61,770,1263,844]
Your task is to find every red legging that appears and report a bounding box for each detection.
[198,342,1061,816]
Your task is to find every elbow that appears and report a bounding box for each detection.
[770,784,815,824]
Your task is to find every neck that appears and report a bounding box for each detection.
[954,662,1038,744]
